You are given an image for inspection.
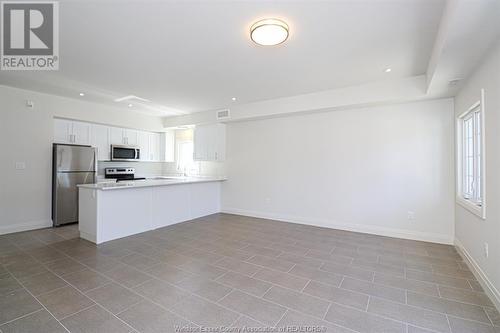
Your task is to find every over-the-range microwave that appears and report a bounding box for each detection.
[111,145,141,161]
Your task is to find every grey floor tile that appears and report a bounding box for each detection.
[289,264,343,287]
[438,286,494,307]
[320,262,374,281]
[253,267,309,291]
[367,297,450,333]
[0,275,23,296]
[211,247,254,261]
[104,265,152,288]
[177,260,228,279]
[246,255,296,272]
[325,302,405,333]
[374,272,440,297]
[215,257,261,276]
[63,268,111,293]
[278,252,325,269]
[241,244,282,258]
[485,307,500,327]
[406,270,471,290]
[132,278,189,309]
[231,315,266,328]
[86,283,143,314]
[305,249,353,266]
[117,300,191,333]
[118,253,160,270]
[407,292,491,323]
[432,266,476,280]
[5,260,47,279]
[0,309,66,333]
[216,271,272,297]
[340,277,406,304]
[26,247,68,263]
[169,294,239,327]
[44,258,86,276]
[263,285,330,318]
[448,316,498,333]
[19,271,67,296]
[408,325,442,333]
[0,289,42,324]
[36,286,95,320]
[174,274,233,302]
[469,280,484,292]
[79,255,125,273]
[351,259,405,277]
[303,280,368,310]
[277,309,357,333]
[61,305,131,333]
[145,263,193,284]
[219,290,287,326]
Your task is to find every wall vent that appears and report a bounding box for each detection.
[216,109,230,120]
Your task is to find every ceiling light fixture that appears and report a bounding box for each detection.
[79,93,85,96]
[128,104,133,108]
[232,97,237,101]
[250,18,289,46]
[384,68,392,73]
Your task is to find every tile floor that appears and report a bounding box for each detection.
[0,213,499,333]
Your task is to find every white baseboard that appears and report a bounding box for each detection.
[0,220,53,235]
[221,208,454,244]
[455,237,500,311]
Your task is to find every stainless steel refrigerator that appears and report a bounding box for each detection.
[52,144,97,227]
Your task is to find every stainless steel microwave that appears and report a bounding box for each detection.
[111,145,140,161]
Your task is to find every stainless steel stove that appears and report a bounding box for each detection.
[104,168,146,182]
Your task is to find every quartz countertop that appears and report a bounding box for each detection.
[78,176,227,191]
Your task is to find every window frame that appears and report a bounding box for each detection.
[456,89,486,219]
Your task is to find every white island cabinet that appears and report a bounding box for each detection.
[78,178,224,244]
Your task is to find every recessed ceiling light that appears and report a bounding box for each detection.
[128,104,133,108]
[232,97,237,101]
[384,68,392,73]
[250,18,289,46]
[79,93,85,96]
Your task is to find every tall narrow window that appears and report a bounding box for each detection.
[457,92,485,218]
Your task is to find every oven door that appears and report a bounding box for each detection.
[111,145,140,161]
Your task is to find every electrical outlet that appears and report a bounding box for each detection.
[407,211,415,221]
[484,243,489,258]
[15,162,26,170]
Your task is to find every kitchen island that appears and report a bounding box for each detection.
[77,177,225,244]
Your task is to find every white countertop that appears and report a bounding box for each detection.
[78,176,227,191]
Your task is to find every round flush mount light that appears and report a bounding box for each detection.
[231,97,237,101]
[250,18,289,46]
[127,103,133,108]
[79,93,85,96]
[384,68,392,73]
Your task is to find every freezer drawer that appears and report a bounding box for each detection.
[54,172,95,226]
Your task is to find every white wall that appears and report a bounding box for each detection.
[222,99,455,244]
[454,41,500,308]
[0,85,164,234]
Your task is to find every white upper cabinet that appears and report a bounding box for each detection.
[137,131,150,161]
[91,124,110,161]
[193,124,226,162]
[54,119,176,163]
[54,118,91,145]
[162,131,175,162]
[110,127,138,146]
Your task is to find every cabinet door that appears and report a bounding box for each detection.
[149,133,161,161]
[109,127,124,145]
[72,121,92,145]
[137,131,150,161]
[124,129,138,146]
[193,126,207,161]
[215,124,226,161]
[162,131,175,162]
[91,124,110,161]
[54,119,72,144]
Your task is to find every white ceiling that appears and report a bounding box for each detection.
[0,0,447,116]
